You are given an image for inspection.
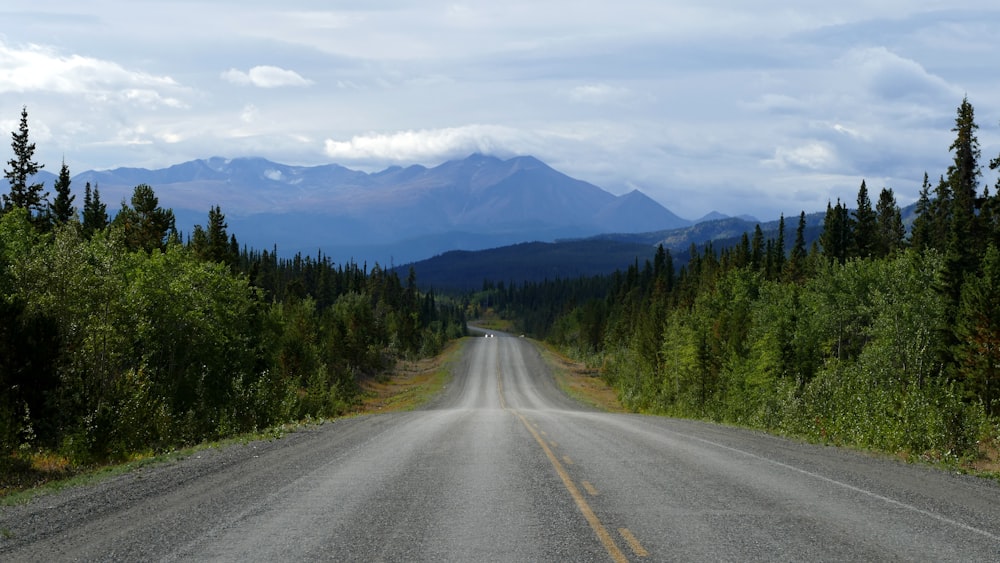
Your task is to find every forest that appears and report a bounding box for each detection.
[489,97,1000,465]
[4,96,1000,475]
[0,107,467,469]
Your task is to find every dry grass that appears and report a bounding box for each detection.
[0,451,78,497]
[538,343,626,413]
[354,339,463,414]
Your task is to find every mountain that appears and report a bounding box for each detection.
[60,154,689,264]
[403,213,827,290]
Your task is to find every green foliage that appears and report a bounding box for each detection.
[3,107,48,225]
[50,160,75,226]
[81,182,109,239]
[113,184,176,253]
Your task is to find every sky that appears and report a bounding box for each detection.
[2,1,1000,221]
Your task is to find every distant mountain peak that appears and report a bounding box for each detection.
[63,153,691,264]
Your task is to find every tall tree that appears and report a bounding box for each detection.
[955,244,1000,415]
[750,224,764,271]
[910,172,934,252]
[50,158,75,226]
[114,184,176,253]
[785,211,808,282]
[874,187,905,257]
[3,106,48,224]
[820,199,852,264]
[81,182,109,238]
[944,97,984,307]
[852,180,877,259]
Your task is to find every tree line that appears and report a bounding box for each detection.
[1,106,466,466]
[494,97,1000,462]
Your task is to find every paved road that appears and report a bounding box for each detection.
[3,334,1000,561]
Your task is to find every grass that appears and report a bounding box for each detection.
[0,339,467,504]
[537,341,626,413]
[354,339,463,413]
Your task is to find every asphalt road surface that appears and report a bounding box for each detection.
[2,334,1000,561]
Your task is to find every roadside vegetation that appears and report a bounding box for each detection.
[0,106,467,493]
[491,97,1000,475]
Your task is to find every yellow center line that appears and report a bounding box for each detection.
[619,528,650,558]
[563,455,574,466]
[496,354,507,410]
[512,410,628,563]
[496,345,630,562]
[581,480,599,496]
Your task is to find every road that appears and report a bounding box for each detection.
[2,334,1000,561]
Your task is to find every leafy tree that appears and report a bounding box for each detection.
[81,182,109,238]
[3,107,48,225]
[50,159,75,226]
[114,184,176,253]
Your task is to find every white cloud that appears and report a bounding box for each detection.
[568,83,630,104]
[0,40,186,107]
[323,125,536,164]
[764,141,838,170]
[221,65,312,88]
[838,46,961,103]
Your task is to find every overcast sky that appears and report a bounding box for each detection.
[3,1,1000,220]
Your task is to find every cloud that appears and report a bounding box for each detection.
[568,83,630,104]
[0,40,186,107]
[764,141,838,170]
[839,47,961,103]
[221,65,313,88]
[323,125,537,164]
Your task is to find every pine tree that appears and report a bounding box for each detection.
[852,180,877,259]
[820,199,852,264]
[750,224,764,271]
[81,182,109,238]
[944,97,984,308]
[910,172,934,251]
[874,187,905,257]
[785,211,808,282]
[50,158,75,226]
[114,184,176,252]
[774,213,786,274]
[3,106,48,224]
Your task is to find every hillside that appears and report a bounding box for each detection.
[62,154,691,264]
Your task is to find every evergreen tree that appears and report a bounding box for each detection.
[750,224,764,271]
[3,106,48,225]
[114,184,176,253]
[774,213,786,275]
[81,182,109,238]
[874,187,905,257]
[785,211,808,282]
[820,199,852,264]
[955,244,1000,415]
[50,158,75,226]
[852,180,877,259]
[910,172,934,251]
[944,97,984,308]
[930,174,952,249]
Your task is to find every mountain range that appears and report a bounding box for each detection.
[16,154,720,264]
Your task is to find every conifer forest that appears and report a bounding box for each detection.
[4,97,1000,472]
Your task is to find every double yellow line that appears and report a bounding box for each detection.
[495,348,642,562]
